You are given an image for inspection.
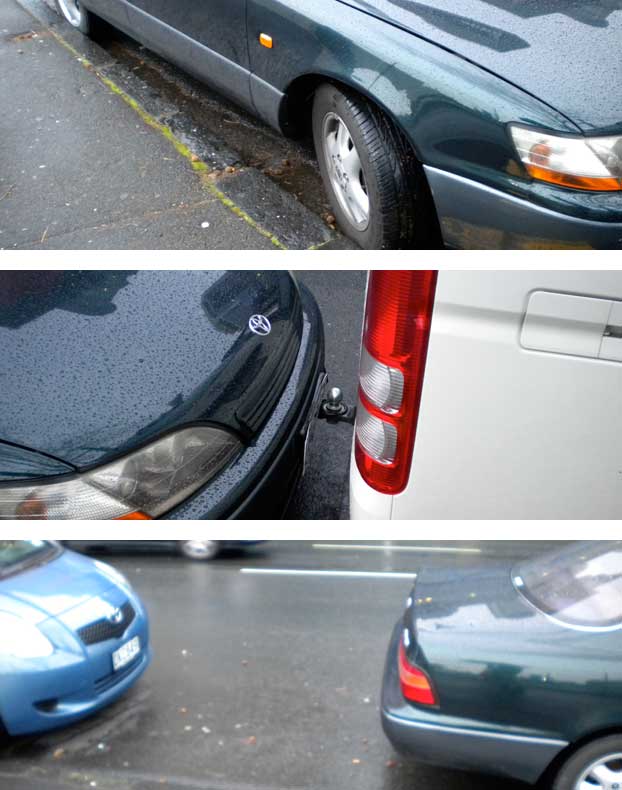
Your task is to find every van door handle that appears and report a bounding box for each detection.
[521,291,622,362]
[600,301,622,362]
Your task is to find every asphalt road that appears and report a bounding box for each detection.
[2,0,355,250]
[0,540,563,790]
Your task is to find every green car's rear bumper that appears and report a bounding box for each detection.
[380,622,568,785]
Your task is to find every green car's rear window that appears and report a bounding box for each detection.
[514,541,622,629]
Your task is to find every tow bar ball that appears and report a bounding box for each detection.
[320,387,356,424]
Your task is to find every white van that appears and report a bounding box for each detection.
[350,270,622,519]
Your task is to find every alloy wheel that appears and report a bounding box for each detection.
[576,753,622,790]
[58,0,82,26]
[322,112,370,231]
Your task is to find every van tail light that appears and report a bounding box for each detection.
[398,641,437,706]
[355,270,437,495]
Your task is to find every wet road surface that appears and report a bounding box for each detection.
[0,541,564,790]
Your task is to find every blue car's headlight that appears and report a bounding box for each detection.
[0,613,54,658]
[0,426,242,520]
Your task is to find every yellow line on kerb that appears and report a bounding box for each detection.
[48,28,287,250]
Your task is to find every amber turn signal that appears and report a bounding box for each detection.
[525,164,621,192]
[116,511,152,520]
[259,33,273,49]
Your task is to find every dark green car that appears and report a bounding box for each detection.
[54,0,622,250]
[381,541,622,789]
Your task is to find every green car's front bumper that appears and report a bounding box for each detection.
[425,166,622,250]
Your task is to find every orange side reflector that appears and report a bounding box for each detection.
[116,511,151,520]
[526,164,621,192]
[259,33,273,49]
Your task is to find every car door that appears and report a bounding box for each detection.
[394,271,622,519]
[124,0,253,110]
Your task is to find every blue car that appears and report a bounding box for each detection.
[0,540,151,736]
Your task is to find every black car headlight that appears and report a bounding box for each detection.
[0,427,241,519]
[510,125,622,191]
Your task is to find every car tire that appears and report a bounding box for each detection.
[553,735,622,790]
[312,83,437,250]
[55,0,95,35]
[177,541,221,562]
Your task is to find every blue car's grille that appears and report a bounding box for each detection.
[77,601,135,645]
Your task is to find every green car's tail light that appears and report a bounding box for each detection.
[0,426,242,520]
[510,125,622,192]
[398,641,437,706]
[354,270,437,495]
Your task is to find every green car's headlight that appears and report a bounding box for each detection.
[510,125,622,192]
[0,427,241,520]
[0,613,54,658]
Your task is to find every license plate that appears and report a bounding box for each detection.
[112,636,140,672]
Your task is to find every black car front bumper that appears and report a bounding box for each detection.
[169,284,325,520]
[380,622,568,785]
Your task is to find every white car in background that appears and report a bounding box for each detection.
[350,270,622,519]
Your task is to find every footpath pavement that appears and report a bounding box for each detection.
[1,0,349,250]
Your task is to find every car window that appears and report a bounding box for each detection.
[0,540,57,578]
[514,541,622,629]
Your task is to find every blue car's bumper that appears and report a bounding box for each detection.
[0,594,150,736]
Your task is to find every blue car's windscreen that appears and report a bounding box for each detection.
[514,541,622,629]
[0,540,57,578]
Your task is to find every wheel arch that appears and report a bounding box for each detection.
[280,72,426,164]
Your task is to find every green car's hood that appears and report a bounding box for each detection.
[340,0,622,134]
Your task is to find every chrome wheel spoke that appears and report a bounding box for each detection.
[342,145,362,180]
[591,764,622,786]
[577,753,622,790]
[58,0,82,26]
[349,183,369,225]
